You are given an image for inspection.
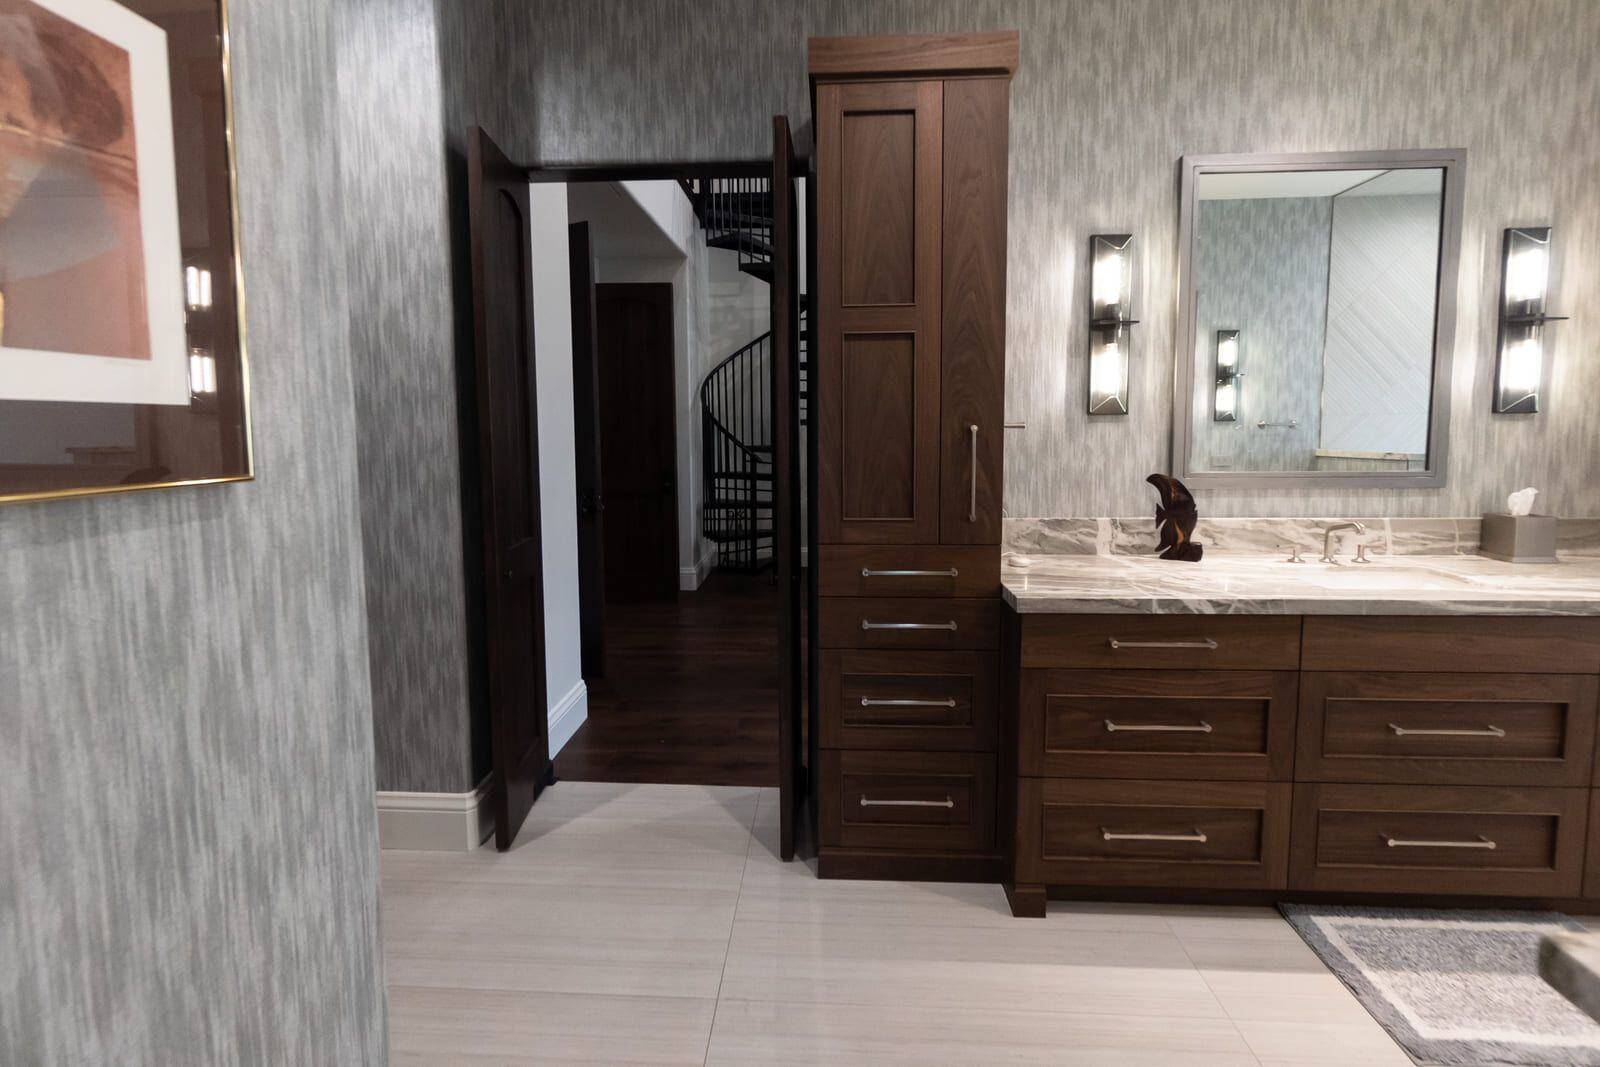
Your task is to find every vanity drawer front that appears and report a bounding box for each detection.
[1019,669,1298,780]
[1016,779,1290,889]
[820,750,995,852]
[1289,783,1588,897]
[1302,617,1600,674]
[818,545,1000,598]
[1297,673,1599,787]
[820,650,997,751]
[819,597,1001,650]
[1021,615,1301,671]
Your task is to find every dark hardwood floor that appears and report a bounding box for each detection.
[555,570,783,787]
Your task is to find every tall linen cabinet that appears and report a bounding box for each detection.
[809,32,1018,880]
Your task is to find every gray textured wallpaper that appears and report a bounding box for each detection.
[337,0,478,795]
[480,0,1600,519]
[1191,197,1331,472]
[0,0,387,1062]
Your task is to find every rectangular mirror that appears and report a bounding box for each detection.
[1173,150,1464,488]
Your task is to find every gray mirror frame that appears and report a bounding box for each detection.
[1172,148,1466,490]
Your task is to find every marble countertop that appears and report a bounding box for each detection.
[1001,552,1600,615]
[1540,932,1600,1024]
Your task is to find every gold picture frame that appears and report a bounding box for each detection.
[0,0,254,505]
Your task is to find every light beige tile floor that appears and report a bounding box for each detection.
[381,781,1410,1066]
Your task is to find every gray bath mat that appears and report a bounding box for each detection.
[1281,905,1600,1066]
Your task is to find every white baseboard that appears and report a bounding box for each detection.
[679,542,719,590]
[548,679,588,756]
[377,775,493,851]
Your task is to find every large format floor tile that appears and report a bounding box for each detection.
[381,782,1411,1065]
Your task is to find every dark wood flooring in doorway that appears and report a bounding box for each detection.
[554,570,781,787]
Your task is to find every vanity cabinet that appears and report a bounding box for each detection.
[810,32,1017,880]
[1004,612,1600,916]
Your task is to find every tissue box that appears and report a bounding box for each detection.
[1480,513,1558,563]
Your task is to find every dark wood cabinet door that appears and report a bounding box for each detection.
[939,78,1008,545]
[815,79,943,544]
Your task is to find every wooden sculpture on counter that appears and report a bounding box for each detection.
[1146,474,1204,561]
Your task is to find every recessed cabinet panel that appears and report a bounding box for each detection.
[840,110,917,306]
[841,332,917,520]
[821,649,998,751]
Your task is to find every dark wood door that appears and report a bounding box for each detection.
[596,283,678,601]
[939,78,1007,545]
[815,79,943,545]
[467,126,551,850]
[569,221,606,677]
[772,115,803,860]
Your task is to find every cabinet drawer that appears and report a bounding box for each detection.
[1297,673,1598,787]
[1019,669,1297,781]
[1289,783,1588,897]
[819,597,1000,650]
[820,650,997,751]
[1021,615,1301,671]
[820,750,995,852]
[818,545,1000,598]
[1016,779,1290,890]
[1302,616,1600,674]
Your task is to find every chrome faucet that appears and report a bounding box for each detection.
[1320,521,1365,564]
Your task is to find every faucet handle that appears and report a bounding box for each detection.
[1279,542,1306,564]
[1354,542,1373,564]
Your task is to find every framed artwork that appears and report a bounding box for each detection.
[0,0,250,504]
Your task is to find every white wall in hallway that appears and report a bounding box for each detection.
[526,182,587,754]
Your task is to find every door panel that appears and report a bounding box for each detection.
[939,78,1008,544]
[468,126,551,850]
[596,283,678,601]
[816,80,942,544]
[569,221,605,678]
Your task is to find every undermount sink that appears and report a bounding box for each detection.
[1300,561,1474,590]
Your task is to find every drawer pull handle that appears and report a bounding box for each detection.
[1106,638,1219,651]
[861,796,955,809]
[861,697,958,708]
[862,620,958,631]
[860,567,959,578]
[1387,723,1506,739]
[968,424,980,523]
[1101,827,1209,844]
[1105,720,1213,734]
[1383,834,1497,850]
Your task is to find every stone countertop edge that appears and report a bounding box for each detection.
[1540,932,1600,1025]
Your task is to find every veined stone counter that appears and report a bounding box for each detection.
[1001,552,1600,615]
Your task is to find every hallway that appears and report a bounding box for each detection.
[554,572,782,787]
[381,781,1411,1065]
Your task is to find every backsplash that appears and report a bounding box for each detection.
[1006,517,1600,558]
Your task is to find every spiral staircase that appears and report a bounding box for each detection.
[683,178,806,573]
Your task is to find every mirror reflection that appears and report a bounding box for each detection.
[1187,167,1444,474]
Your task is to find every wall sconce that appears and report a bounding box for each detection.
[1493,226,1567,414]
[184,265,213,311]
[1087,233,1137,416]
[1213,329,1240,422]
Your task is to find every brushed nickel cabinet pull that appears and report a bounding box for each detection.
[1107,638,1219,651]
[861,697,958,708]
[861,796,955,809]
[862,620,958,631]
[860,567,959,578]
[1105,720,1213,734]
[1387,723,1507,738]
[1101,828,1209,843]
[968,424,979,522]
[1383,834,1497,850]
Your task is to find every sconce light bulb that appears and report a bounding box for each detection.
[1092,252,1125,311]
[1217,336,1238,370]
[1090,339,1124,400]
[1505,247,1548,305]
[1501,335,1543,395]
[1215,381,1236,416]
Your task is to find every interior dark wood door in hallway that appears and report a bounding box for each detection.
[467,126,552,850]
[569,221,606,678]
[595,282,678,602]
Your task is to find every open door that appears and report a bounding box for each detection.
[569,221,606,679]
[468,126,552,850]
[772,116,804,860]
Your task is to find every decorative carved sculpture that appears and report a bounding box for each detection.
[1146,474,1203,562]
